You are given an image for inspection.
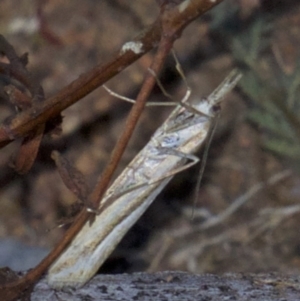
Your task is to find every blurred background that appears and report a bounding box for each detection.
[0,0,300,276]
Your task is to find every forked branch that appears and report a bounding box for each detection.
[0,1,225,300]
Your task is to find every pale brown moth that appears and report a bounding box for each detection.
[47,70,242,288]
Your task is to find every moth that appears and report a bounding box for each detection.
[47,69,242,288]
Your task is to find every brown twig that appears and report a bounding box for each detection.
[0,35,43,102]
[0,1,225,300]
[0,0,223,148]
[0,35,46,174]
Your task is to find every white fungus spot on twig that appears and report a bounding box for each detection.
[179,0,191,13]
[121,41,144,55]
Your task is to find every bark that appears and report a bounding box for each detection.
[31,271,300,301]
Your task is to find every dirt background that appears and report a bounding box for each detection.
[1,0,300,278]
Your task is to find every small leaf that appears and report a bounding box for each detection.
[5,85,46,174]
[13,124,45,174]
[51,151,89,202]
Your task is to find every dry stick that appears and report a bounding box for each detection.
[0,10,161,301]
[0,35,44,103]
[0,35,46,174]
[0,1,225,300]
[0,28,156,146]
[197,170,292,230]
[88,39,173,209]
[0,37,171,301]
[0,0,224,148]
[152,171,293,271]
[171,170,292,239]
[47,70,241,288]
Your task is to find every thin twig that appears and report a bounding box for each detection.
[0,1,225,300]
[197,170,292,230]
[172,170,292,238]
[0,0,224,148]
